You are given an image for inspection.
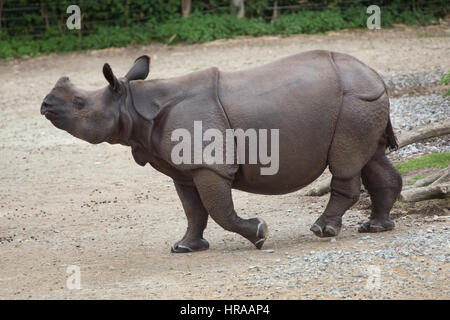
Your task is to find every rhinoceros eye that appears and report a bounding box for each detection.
[73,96,85,110]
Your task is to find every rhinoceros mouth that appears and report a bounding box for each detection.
[42,109,60,120]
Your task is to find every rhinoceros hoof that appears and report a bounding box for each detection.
[253,218,268,249]
[310,215,342,238]
[358,219,395,233]
[310,223,340,238]
[170,238,209,253]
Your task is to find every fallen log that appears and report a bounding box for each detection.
[430,168,449,186]
[399,183,449,202]
[414,168,448,187]
[387,119,450,155]
[304,177,331,196]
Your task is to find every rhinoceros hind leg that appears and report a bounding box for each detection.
[172,182,210,253]
[358,220,395,233]
[193,169,268,250]
[171,238,210,253]
[310,175,361,238]
[359,144,402,233]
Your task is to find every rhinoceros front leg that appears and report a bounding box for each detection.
[310,175,361,237]
[193,169,268,249]
[171,182,210,253]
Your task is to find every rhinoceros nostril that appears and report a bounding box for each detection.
[40,101,52,115]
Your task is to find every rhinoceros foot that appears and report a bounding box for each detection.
[358,219,395,233]
[171,238,210,253]
[310,215,342,238]
[252,218,268,250]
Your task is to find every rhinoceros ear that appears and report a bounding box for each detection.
[125,55,150,81]
[103,63,121,92]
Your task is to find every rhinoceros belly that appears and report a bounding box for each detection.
[218,50,342,194]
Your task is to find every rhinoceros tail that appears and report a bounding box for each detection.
[380,78,398,151]
[385,117,398,151]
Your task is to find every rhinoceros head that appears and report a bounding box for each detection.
[40,56,150,144]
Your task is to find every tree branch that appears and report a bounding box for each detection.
[387,119,450,155]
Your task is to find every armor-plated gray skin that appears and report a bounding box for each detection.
[40,51,402,253]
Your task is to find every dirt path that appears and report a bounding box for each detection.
[0,26,449,299]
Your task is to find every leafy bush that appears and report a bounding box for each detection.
[441,71,450,96]
[0,0,448,59]
[273,10,347,34]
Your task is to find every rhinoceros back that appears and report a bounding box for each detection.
[218,50,343,194]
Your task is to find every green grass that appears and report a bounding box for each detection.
[395,153,450,175]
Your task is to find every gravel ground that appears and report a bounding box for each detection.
[243,221,449,299]
[0,26,449,300]
[390,93,449,158]
[383,71,450,159]
[382,70,444,92]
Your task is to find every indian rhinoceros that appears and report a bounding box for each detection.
[40,50,402,253]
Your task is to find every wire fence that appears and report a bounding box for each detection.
[0,0,448,39]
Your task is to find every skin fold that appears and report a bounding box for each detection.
[40,51,402,253]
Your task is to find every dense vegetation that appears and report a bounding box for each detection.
[0,0,448,59]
